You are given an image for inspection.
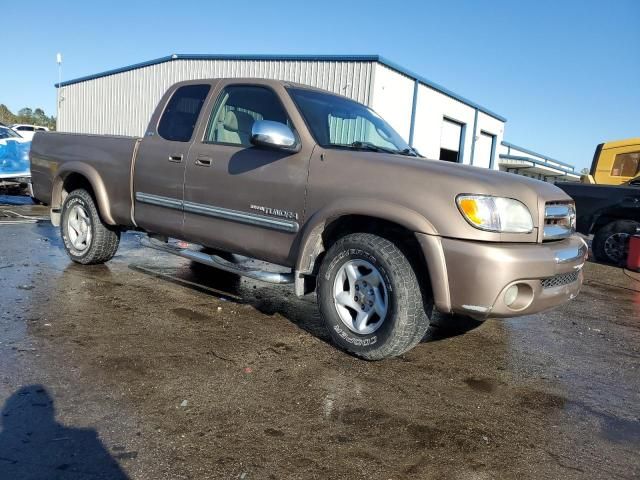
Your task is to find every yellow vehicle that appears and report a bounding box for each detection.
[585,138,640,185]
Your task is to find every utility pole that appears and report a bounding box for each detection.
[56,53,62,130]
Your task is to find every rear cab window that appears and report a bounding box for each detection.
[157,84,211,142]
[611,151,640,177]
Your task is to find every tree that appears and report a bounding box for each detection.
[17,108,33,121]
[0,104,14,125]
[0,105,56,130]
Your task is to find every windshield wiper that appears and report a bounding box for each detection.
[345,141,400,155]
[399,147,420,157]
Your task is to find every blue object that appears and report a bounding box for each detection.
[0,139,31,179]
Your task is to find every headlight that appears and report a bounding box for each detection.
[456,195,534,233]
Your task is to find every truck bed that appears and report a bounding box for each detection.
[30,132,140,226]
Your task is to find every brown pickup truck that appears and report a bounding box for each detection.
[30,79,587,360]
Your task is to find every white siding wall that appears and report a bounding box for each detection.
[57,57,511,173]
[58,59,375,136]
[472,111,504,170]
[411,83,476,163]
[368,63,415,141]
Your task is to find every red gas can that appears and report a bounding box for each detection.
[627,235,640,271]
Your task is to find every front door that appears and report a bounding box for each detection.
[133,83,211,238]
[182,82,312,266]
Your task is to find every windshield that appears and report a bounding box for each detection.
[0,127,20,139]
[288,87,413,155]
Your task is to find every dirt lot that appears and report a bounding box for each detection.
[0,195,639,480]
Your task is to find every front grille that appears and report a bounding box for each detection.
[543,202,576,241]
[541,271,579,289]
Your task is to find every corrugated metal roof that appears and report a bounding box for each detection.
[55,54,507,122]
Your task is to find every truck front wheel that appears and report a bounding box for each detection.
[592,220,640,265]
[60,189,120,265]
[317,233,431,360]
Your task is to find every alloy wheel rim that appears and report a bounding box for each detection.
[67,204,92,252]
[604,232,630,263]
[332,259,388,335]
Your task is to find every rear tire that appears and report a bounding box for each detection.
[60,189,120,264]
[592,220,639,265]
[317,233,431,360]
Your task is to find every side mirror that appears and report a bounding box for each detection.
[250,120,298,151]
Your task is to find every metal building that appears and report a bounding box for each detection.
[56,54,579,182]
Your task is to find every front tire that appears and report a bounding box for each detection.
[592,220,639,265]
[317,233,431,360]
[60,189,120,264]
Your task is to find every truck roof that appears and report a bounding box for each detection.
[602,138,640,149]
[170,78,361,101]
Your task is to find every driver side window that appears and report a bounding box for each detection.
[204,85,290,147]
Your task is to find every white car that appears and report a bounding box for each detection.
[11,124,49,141]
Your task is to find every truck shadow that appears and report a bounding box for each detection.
[129,261,482,346]
[424,313,484,342]
[0,385,129,479]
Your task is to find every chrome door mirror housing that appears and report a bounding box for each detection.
[250,120,299,151]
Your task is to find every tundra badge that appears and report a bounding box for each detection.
[250,204,299,220]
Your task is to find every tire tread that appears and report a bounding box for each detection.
[61,189,120,265]
[318,233,431,360]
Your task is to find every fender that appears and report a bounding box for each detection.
[295,198,438,275]
[293,199,451,307]
[51,162,116,226]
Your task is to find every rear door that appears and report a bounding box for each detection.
[133,83,211,237]
[182,82,313,266]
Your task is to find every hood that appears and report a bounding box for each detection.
[313,150,573,242]
[399,154,570,201]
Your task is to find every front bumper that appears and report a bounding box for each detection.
[416,234,587,319]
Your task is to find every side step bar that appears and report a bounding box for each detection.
[140,237,294,285]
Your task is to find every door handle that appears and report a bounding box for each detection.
[168,154,183,163]
[195,155,212,167]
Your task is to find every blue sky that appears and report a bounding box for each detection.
[2,0,638,170]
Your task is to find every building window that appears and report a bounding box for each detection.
[439,118,465,163]
[610,151,640,177]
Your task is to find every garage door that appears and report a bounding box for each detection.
[474,132,495,169]
[440,119,463,162]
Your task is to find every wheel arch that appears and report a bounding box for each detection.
[591,210,640,234]
[51,163,115,227]
[293,201,446,308]
[295,201,437,274]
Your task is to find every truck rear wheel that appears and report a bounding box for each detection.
[60,189,120,264]
[317,233,431,360]
[592,220,640,265]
